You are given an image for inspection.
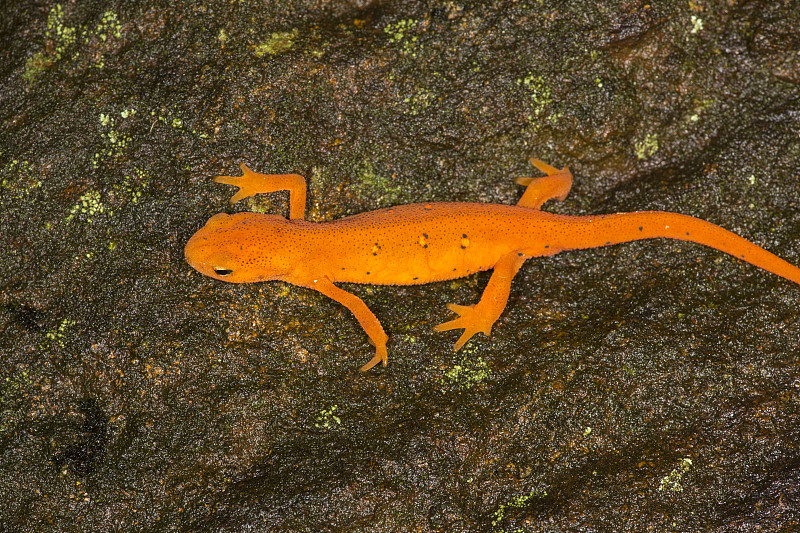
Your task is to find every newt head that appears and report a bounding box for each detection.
[185,212,295,283]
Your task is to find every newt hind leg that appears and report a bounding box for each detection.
[515,158,573,210]
[434,252,528,351]
[214,163,308,220]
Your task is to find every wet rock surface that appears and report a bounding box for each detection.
[1,1,799,531]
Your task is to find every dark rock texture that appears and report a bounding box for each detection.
[2,1,799,531]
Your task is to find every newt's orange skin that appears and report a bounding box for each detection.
[185,159,800,371]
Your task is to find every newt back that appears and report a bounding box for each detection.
[185,160,800,371]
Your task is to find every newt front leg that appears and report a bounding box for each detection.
[215,163,307,220]
[304,276,389,371]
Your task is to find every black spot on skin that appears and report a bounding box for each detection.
[424,245,428,248]
[606,241,611,245]
[639,226,643,231]
[461,244,467,249]
[462,234,467,238]
[366,272,371,275]
[518,252,523,256]
[413,277,418,280]
[544,245,549,248]
[686,232,690,236]
[423,233,428,238]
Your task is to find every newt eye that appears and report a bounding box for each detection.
[214,268,233,276]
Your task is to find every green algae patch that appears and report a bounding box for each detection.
[113,168,149,205]
[491,488,549,531]
[44,318,76,348]
[93,111,133,168]
[384,19,420,56]
[440,355,491,391]
[23,4,76,82]
[689,15,704,34]
[23,5,124,82]
[402,87,435,116]
[95,10,122,42]
[517,74,553,116]
[255,29,300,57]
[1,159,41,197]
[635,133,659,160]
[1,367,35,434]
[659,457,693,492]
[65,190,106,223]
[314,405,341,429]
[355,160,401,204]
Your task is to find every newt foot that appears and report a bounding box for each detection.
[214,163,261,204]
[433,303,494,351]
[359,343,388,371]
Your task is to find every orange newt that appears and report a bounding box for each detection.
[185,159,800,371]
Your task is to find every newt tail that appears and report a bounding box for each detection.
[547,211,800,285]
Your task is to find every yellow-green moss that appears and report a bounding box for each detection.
[1,159,41,196]
[315,405,341,429]
[384,19,420,56]
[441,355,490,391]
[635,133,659,160]
[94,111,133,167]
[517,74,560,125]
[23,4,77,82]
[403,88,435,116]
[356,160,401,203]
[66,190,105,223]
[659,457,692,492]
[491,488,548,531]
[23,5,124,81]
[255,29,299,57]
[95,10,122,42]
[45,318,76,347]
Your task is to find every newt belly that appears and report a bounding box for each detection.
[185,159,800,371]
